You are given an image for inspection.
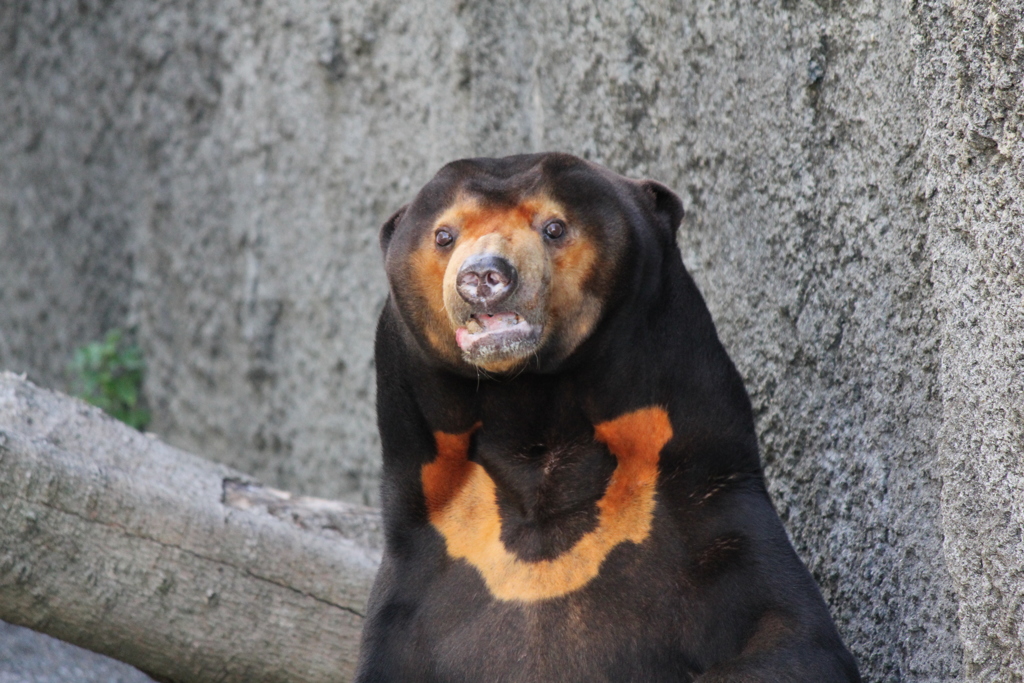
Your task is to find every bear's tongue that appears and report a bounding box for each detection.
[455,313,524,351]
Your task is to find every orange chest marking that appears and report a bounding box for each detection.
[420,406,673,602]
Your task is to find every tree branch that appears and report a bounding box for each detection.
[0,372,382,683]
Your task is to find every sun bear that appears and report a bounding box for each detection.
[356,153,860,682]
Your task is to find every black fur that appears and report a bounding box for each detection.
[357,153,860,682]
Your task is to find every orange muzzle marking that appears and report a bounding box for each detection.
[421,407,673,602]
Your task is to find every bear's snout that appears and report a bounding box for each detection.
[456,254,519,310]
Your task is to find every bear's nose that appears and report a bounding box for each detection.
[456,254,518,309]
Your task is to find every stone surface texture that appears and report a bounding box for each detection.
[1,0,1021,680]
[0,620,154,683]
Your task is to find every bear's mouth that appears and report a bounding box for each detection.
[455,312,542,363]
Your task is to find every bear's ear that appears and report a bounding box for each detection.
[379,204,408,254]
[640,180,685,238]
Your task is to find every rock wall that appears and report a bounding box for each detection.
[2,0,1021,679]
[922,0,1024,677]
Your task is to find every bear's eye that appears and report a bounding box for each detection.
[543,220,566,240]
[435,229,454,247]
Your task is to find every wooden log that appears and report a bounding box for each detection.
[0,372,382,683]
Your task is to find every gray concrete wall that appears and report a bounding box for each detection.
[2,0,1022,679]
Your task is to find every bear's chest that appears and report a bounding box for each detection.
[400,518,699,683]
[421,407,673,603]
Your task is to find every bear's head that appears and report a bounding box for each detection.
[380,153,684,374]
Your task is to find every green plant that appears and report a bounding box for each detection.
[70,328,150,430]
